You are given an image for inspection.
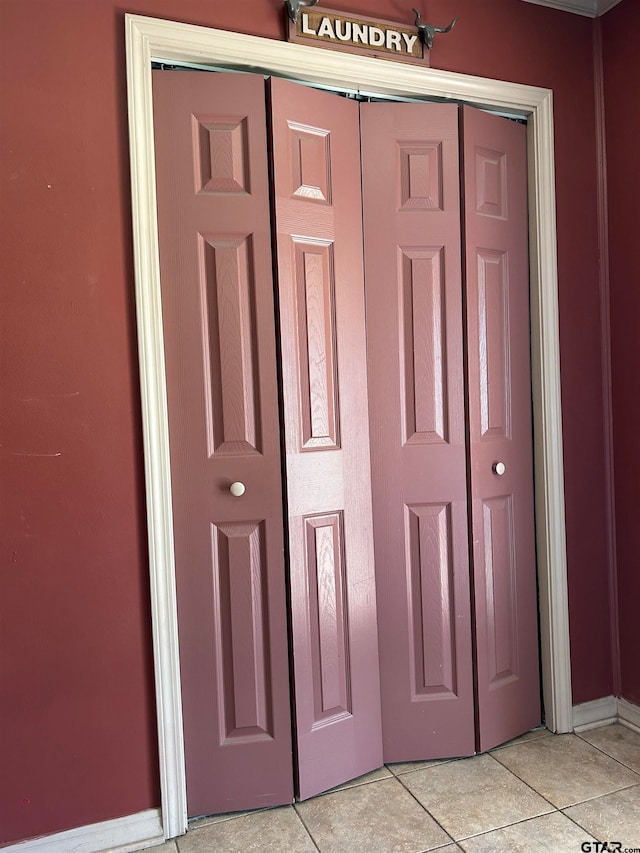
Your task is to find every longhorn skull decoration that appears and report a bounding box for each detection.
[285,0,319,24]
[412,8,458,50]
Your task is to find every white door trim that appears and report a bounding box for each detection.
[125,13,572,840]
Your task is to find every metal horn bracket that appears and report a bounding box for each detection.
[285,0,319,24]
[412,8,458,50]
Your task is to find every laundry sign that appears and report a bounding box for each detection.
[287,7,429,65]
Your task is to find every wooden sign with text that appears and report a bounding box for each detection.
[287,7,428,66]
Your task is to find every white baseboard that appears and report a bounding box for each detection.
[2,808,164,853]
[572,695,618,732]
[618,697,640,734]
[573,695,640,734]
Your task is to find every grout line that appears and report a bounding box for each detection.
[484,750,567,815]
[487,747,561,808]
[323,768,394,793]
[291,804,321,852]
[394,748,565,842]
[385,758,457,777]
[488,728,550,752]
[393,768,458,847]
[457,811,559,843]
[422,841,464,852]
[458,810,596,844]
[296,771,398,803]
[294,777,458,853]
[187,806,270,832]
[560,780,640,810]
[490,738,640,811]
[428,755,561,842]
[559,806,601,839]
[575,729,640,776]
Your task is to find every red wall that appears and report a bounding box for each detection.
[0,0,615,844]
[601,0,640,707]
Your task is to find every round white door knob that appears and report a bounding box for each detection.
[492,462,506,476]
[229,481,246,497]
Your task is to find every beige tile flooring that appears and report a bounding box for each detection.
[151,724,640,853]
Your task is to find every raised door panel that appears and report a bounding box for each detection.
[292,238,339,450]
[199,234,262,456]
[152,71,293,817]
[400,247,449,445]
[361,102,475,762]
[405,503,459,699]
[269,77,383,799]
[461,105,540,751]
[213,521,272,739]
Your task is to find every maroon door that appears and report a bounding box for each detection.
[461,105,541,750]
[152,67,539,814]
[152,71,293,817]
[360,102,476,762]
[361,101,539,760]
[269,77,383,798]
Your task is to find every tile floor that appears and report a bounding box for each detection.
[150,723,640,852]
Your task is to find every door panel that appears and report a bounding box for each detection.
[361,102,475,762]
[269,78,383,799]
[461,105,541,751]
[152,71,293,817]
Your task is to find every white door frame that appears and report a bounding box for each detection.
[125,13,572,840]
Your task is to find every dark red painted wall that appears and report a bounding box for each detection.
[601,0,640,707]
[0,0,615,844]
[0,2,161,845]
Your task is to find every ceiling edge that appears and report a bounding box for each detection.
[520,0,623,17]
[596,0,624,14]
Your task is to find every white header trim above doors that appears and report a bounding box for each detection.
[125,13,572,840]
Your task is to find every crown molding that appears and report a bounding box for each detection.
[521,0,622,18]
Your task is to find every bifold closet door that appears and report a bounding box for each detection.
[461,106,540,750]
[361,101,539,760]
[360,102,476,762]
[152,71,294,817]
[152,68,539,818]
[269,77,383,799]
